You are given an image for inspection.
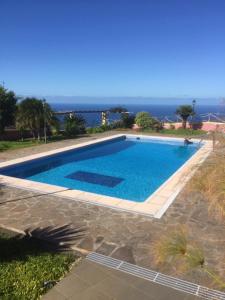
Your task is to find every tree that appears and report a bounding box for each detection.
[64,114,86,137]
[0,86,17,134]
[176,105,195,129]
[135,112,161,130]
[16,98,57,140]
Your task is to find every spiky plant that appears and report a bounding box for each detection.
[154,227,188,265]
[154,228,225,288]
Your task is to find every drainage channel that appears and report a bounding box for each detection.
[87,252,225,300]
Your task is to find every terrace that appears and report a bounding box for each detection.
[0,131,224,299]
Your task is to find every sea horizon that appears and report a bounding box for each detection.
[52,102,225,127]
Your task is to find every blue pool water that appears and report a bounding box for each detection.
[0,136,199,202]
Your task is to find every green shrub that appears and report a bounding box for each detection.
[64,114,86,137]
[100,124,113,131]
[121,114,135,128]
[86,126,105,134]
[0,233,76,300]
[0,142,10,152]
[111,120,124,129]
[135,112,161,130]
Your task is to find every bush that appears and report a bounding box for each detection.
[100,124,113,131]
[135,112,161,130]
[121,113,135,128]
[64,115,86,137]
[0,232,76,300]
[111,120,124,129]
[86,127,105,134]
[189,116,203,130]
[0,142,10,152]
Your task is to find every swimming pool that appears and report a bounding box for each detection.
[0,135,200,202]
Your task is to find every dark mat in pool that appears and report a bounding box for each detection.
[65,171,124,187]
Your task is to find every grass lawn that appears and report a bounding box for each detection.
[0,140,44,152]
[142,128,205,137]
[0,229,78,300]
[0,134,88,152]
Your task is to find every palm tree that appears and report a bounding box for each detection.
[16,98,58,140]
[176,105,195,129]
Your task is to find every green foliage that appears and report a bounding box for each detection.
[100,124,113,131]
[64,114,86,137]
[143,128,204,136]
[0,140,43,152]
[121,113,135,128]
[135,112,161,130]
[86,126,104,134]
[0,233,76,300]
[186,247,205,269]
[0,86,18,134]
[154,228,188,264]
[16,98,57,140]
[176,105,195,129]
[0,142,10,151]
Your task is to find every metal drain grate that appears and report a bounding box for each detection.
[87,252,122,269]
[198,287,225,300]
[87,252,225,300]
[119,261,157,281]
[155,273,198,295]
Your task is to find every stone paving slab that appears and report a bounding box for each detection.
[0,183,224,290]
[43,260,199,300]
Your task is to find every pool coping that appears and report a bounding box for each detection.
[0,134,212,218]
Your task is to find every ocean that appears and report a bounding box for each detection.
[51,103,225,127]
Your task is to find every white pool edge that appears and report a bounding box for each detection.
[0,134,212,218]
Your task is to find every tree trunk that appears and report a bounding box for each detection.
[182,119,187,129]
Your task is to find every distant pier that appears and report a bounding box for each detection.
[54,109,110,125]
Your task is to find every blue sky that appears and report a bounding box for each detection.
[1,0,225,103]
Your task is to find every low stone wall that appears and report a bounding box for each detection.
[164,122,225,132]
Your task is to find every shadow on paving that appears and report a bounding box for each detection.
[0,224,86,262]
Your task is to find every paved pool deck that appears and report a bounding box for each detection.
[42,259,199,300]
[0,132,224,292]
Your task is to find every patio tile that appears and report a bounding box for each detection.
[54,273,90,298]
[42,287,67,300]
[69,260,108,285]
[93,276,154,300]
[68,286,112,300]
